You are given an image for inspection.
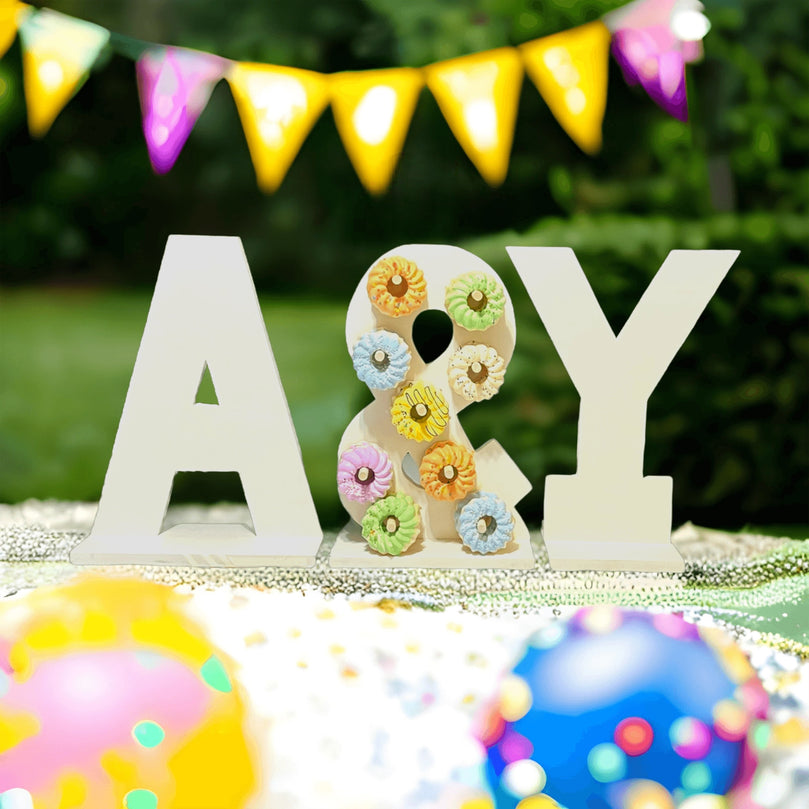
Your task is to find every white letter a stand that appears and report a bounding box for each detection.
[71,235,323,568]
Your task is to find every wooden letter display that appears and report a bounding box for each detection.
[331,244,534,569]
[70,235,323,568]
[508,247,739,571]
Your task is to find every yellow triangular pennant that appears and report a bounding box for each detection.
[424,48,523,186]
[228,62,329,193]
[520,20,610,155]
[0,1,30,59]
[18,8,109,137]
[330,68,423,195]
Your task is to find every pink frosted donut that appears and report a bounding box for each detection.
[337,442,393,503]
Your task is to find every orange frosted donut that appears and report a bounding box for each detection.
[419,441,476,501]
[367,256,427,317]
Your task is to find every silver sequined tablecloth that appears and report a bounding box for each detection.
[1,500,808,809]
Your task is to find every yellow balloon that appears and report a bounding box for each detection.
[18,8,109,137]
[228,62,329,193]
[330,67,423,195]
[425,48,523,186]
[520,21,610,155]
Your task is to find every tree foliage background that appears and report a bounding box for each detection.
[1,0,807,528]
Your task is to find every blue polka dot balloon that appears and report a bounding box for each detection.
[477,609,768,809]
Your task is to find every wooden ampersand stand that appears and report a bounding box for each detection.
[331,244,535,570]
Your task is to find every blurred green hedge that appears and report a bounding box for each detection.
[459,211,809,527]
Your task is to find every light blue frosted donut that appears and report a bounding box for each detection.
[352,330,411,390]
[455,491,514,554]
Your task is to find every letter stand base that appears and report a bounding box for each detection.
[71,524,321,568]
[541,474,684,572]
[330,519,536,570]
[540,535,685,572]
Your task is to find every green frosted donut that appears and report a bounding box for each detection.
[445,272,506,331]
[361,493,421,555]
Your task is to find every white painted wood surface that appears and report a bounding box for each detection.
[71,235,322,568]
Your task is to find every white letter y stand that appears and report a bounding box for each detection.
[509,247,738,572]
[71,235,323,567]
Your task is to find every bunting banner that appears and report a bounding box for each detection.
[611,26,687,121]
[137,47,228,175]
[0,0,28,60]
[424,48,523,187]
[605,0,705,63]
[17,7,109,137]
[330,68,423,195]
[520,21,611,155]
[605,0,709,121]
[227,63,330,193]
[0,0,712,192]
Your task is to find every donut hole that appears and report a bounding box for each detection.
[476,515,497,536]
[386,274,409,297]
[467,289,488,311]
[355,466,375,485]
[410,402,430,422]
[438,464,458,484]
[467,361,489,383]
[384,515,400,534]
[370,349,390,371]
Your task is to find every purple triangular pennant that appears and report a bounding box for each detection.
[137,47,228,174]
[612,25,688,122]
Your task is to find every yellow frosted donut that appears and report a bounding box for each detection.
[390,381,450,442]
[419,441,476,501]
[367,256,427,317]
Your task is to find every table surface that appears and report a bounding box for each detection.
[1,500,808,809]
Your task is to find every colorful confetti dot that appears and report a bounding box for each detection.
[501,758,547,798]
[587,743,626,783]
[652,613,699,640]
[123,789,158,809]
[476,704,506,747]
[614,716,654,756]
[516,796,559,809]
[682,760,712,792]
[132,720,165,748]
[712,699,749,742]
[751,720,771,750]
[0,788,34,809]
[678,795,729,809]
[200,654,232,693]
[622,780,674,809]
[459,798,495,809]
[499,675,533,721]
[669,717,712,759]
[528,623,566,649]
[499,729,534,763]
[580,606,622,634]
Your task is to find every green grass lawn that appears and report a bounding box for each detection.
[0,287,356,527]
